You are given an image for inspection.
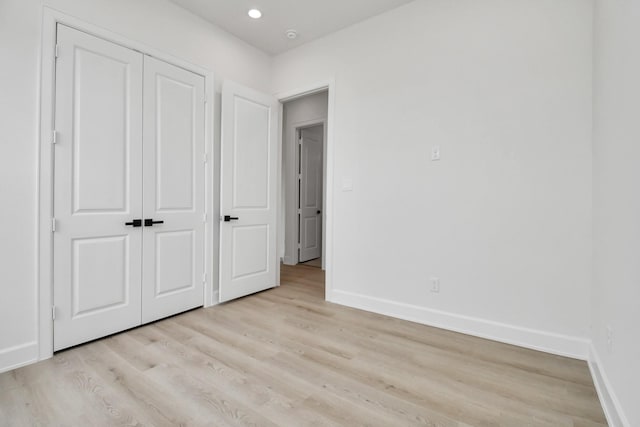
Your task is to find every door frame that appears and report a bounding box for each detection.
[276,81,335,301]
[294,121,326,266]
[37,7,216,360]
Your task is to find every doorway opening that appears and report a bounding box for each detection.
[280,90,329,291]
[297,124,324,267]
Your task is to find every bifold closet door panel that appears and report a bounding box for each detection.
[141,55,206,324]
[53,24,144,351]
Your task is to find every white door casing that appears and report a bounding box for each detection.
[53,24,144,350]
[141,56,206,323]
[298,126,323,262]
[219,81,279,303]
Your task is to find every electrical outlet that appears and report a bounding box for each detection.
[430,277,440,293]
[606,326,614,353]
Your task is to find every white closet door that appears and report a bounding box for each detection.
[141,56,206,323]
[219,81,279,303]
[53,25,144,351]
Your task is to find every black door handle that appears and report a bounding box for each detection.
[125,219,142,227]
[144,219,164,227]
[224,215,239,222]
[317,210,321,214]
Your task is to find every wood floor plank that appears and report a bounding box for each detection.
[0,264,607,426]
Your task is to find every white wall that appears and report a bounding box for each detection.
[591,1,640,425]
[272,0,593,357]
[0,0,272,372]
[0,0,42,371]
[281,92,328,265]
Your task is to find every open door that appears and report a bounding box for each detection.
[298,126,323,262]
[219,81,279,303]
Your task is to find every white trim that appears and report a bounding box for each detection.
[588,344,630,427]
[207,291,221,308]
[276,81,333,103]
[275,97,284,287]
[283,255,297,266]
[275,80,335,301]
[37,7,216,362]
[203,68,216,308]
[0,342,39,374]
[331,289,590,360]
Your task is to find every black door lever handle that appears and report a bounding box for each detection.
[125,219,142,227]
[144,219,164,227]
[224,215,239,222]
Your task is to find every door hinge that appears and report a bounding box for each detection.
[203,153,208,164]
[52,306,56,320]
[51,218,57,232]
[52,130,58,144]
[202,272,207,283]
[55,44,60,59]
[203,213,207,223]
[298,174,302,180]
[297,209,301,214]
[297,243,301,249]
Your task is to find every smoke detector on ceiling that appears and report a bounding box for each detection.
[285,29,298,40]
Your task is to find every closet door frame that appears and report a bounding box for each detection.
[37,7,216,361]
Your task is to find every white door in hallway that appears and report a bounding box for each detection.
[219,81,279,303]
[141,56,206,323]
[53,25,144,350]
[298,126,323,263]
[53,25,207,350]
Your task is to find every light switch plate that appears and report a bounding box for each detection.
[430,277,440,293]
[431,145,441,161]
[342,178,353,192]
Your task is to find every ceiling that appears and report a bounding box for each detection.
[168,0,415,55]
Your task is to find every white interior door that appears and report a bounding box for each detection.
[141,56,206,323]
[298,126,324,262]
[219,81,278,303]
[53,24,144,351]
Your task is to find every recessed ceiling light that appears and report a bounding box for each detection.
[248,9,262,19]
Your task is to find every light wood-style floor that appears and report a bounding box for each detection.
[1,264,606,426]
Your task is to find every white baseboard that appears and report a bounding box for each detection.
[330,289,590,360]
[208,291,220,307]
[0,341,38,374]
[283,256,297,266]
[588,345,629,427]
